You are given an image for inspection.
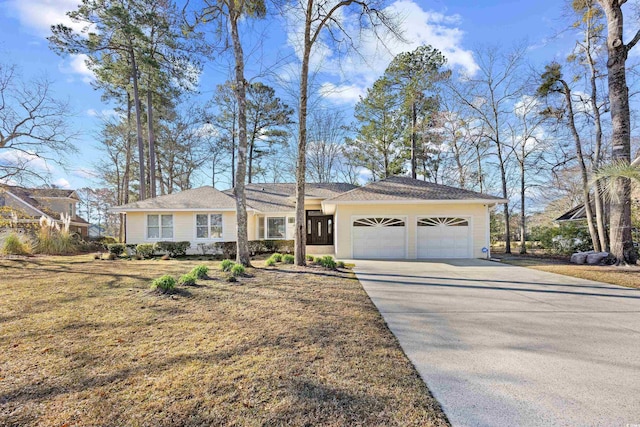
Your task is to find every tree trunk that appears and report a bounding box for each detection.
[294,2,314,266]
[597,0,637,264]
[495,139,511,254]
[229,6,251,267]
[411,102,417,179]
[561,80,601,251]
[129,47,146,201]
[519,155,526,254]
[585,19,609,251]
[147,90,157,198]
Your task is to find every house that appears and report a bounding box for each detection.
[110,176,506,259]
[0,185,90,237]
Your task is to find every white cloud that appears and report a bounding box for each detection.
[59,54,94,84]
[284,0,477,106]
[53,177,71,189]
[319,82,365,104]
[72,168,98,179]
[0,150,52,172]
[87,108,118,118]
[4,0,86,36]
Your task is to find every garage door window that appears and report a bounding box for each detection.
[418,217,468,227]
[353,218,405,227]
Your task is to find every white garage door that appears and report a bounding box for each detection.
[417,217,471,258]
[352,217,406,259]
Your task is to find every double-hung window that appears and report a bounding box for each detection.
[267,217,286,239]
[147,214,173,239]
[196,214,223,239]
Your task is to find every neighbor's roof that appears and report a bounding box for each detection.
[0,185,88,224]
[225,183,358,212]
[111,186,238,211]
[323,176,506,203]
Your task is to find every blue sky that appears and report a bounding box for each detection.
[0,0,572,190]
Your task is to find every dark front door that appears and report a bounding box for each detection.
[307,212,333,245]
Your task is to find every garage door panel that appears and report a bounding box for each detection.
[352,217,406,259]
[417,217,471,259]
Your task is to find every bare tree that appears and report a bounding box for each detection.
[0,63,73,184]
[449,46,527,254]
[282,0,401,265]
[306,110,349,182]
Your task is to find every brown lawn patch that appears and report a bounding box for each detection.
[496,254,640,289]
[0,255,448,426]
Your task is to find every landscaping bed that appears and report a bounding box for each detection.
[0,255,448,426]
[494,252,640,289]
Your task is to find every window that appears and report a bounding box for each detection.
[147,214,173,239]
[418,217,468,227]
[267,217,286,239]
[258,218,265,239]
[69,203,73,216]
[353,218,405,227]
[196,214,223,239]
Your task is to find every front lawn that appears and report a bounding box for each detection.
[0,255,448,426]
[495,253,640,289]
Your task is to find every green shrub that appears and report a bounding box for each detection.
[191,264,209,279]
[306,254,314,262]
[271,253,283,262]
[151,275,176,293]
[220,259,235,272]
[313,256,321,263]
[178,273,197,286]
[107,243,125,256]
[336,260,345,268]
[230,263,245,277]
[283,254,295,264]
[94,236,117,245]
[265,258,276,267]
[136,243,154,259]
[1,232,32,255]
[107,253,117,260]
[318,255,336,270]
[154,241,191,257]
[531,224,593,254]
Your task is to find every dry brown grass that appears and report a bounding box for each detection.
[0,255,448,427]
[496,254,640,289]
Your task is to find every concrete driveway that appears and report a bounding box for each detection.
[353,259,640,427]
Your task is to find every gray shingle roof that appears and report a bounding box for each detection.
[112,186,238,210]
[324,176,505,203]
[224,183,358,212]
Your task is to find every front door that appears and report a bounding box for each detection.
[307,212,333,245]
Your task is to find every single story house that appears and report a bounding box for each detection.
[0,185,90,237]
[110,176,506,259]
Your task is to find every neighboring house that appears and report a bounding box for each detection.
[110,176,506,259]
[88,224,106,238]
[0,185,90,237]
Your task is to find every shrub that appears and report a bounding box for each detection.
[154,241,191,257]
[220,259,235,272]
[1,232,32,255]
[271,253,283,262]
[107,253,117,260]
[230,263,245,277]
[336,260,345,269]
[306,254,314,262]
[151,275,176,293]
[191,264,209,279]
[318,255,336,270]
[283,254,295,264]
[227,275,237,282]
[107,243,125,256]
[178,273,197,286]
[531,224,593,255]
[93,253,101,260]
[136,243,155,259]
[265,258,276,267]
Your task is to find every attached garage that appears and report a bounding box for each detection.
[321,176,507,260]
[417,217,471,258]
[352,217,407,259]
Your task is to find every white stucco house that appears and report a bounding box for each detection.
[110,176,506,259]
